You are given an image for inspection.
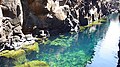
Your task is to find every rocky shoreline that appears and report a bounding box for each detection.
[0,0,119,67]
[0,0,118,51]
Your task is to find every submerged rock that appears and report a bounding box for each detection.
[0,42,40,66]
[14,60,49,67]
[44,35,75,47]
[0,56,14,67]
[0,49,25,59]
[0,42,39,58]
[0,49,27,66]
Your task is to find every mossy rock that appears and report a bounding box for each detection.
[80,18,107,32]
[0,49,27,65]
[0,49,25,59]
[0,42,39,59]
[0,42,40,65]
[86,18,106,27]
[22,42,39,53]
[80,26,86,32]
[14,60,49,67]
[43,36,74,47]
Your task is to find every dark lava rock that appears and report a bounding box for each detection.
[45,17,71,36]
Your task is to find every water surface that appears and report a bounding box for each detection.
[87,14,120,67]
[27,18,111,67]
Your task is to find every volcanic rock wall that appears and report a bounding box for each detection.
[22,0,117,36]
[0,0,119,50]
[0,0,35,51]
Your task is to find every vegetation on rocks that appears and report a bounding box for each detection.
[80,18,107,32]
[43,35,75,47]
[0,49,27,65]
[14,60,49,67]
[39,50,91,67]
[22,42,39,53]
[0,0,119,67]
[0,42,40,66]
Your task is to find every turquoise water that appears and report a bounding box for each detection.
[87,14,120,67]
[27,20,110,67]
[1,14,119,67]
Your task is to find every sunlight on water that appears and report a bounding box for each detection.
[87,15,120,67]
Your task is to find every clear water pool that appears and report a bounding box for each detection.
[27,20,110,67]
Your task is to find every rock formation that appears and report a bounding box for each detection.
[0,0,35,51]
[0,0,119,50]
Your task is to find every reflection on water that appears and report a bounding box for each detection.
[0,14,119,67]
[87,14,120,67]
[27,20,110,67]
